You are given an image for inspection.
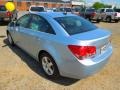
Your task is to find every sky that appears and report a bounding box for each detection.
[85,0,120,5]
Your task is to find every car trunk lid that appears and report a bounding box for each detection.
[71,28,111,57]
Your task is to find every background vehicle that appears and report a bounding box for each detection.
[98,8,119,23]
[80,8,101,23]
[114,8,120,21]
[7,12,112,79]
[0,5,17,22]
[29,5,45,13]
[72,7,81,16]
[57,7,72,12]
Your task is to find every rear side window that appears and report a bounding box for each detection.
[17,14,31,28]
[55,16,97,35]
[28,14,55,34]
[0,6,6,11]
[30,7,44,12]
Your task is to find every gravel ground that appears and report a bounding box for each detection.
[0,21,120,90]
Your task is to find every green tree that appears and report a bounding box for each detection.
[92,2,105,10]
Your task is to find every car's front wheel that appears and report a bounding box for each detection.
[7,32,14,46]
[39,53,59,79]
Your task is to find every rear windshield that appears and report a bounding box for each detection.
[60,8,71,12]
[72,8,81,12]
[55,16,97,35]
[30,7,44,12]
[106,9,114,12]
[0,6,6,11]
[86,9,95,12]
[115,9,120,12]
[64,8,71,12]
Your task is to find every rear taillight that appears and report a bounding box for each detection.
[68,45,96,60]
[6,11,12,17]
[114,13,117,16]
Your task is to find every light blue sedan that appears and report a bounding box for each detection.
[7,12,112,79]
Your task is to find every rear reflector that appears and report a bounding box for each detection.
[68,45,96,60]
[114,13,117,16]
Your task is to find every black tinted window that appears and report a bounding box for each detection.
[17,14,31,28]
[100,9,104,12]
[59,8,71,12]
[115,9,120,12]
[29,15,55,34]
[64,8,71,12]
[86,9,95,12]
[106,9,114,12]
[0,6,6,11]
[55,16,97,35]
[30,7,44,12]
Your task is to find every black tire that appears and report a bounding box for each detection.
[115,20,119,23]
[39,53,60,79]
[97,19,100,23]
[106,17,111,23]
[7,32,14,46]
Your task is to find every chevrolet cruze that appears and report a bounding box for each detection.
[7,12,112,79]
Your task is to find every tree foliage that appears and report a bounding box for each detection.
[92,2,112,9]
[92,2,105,9]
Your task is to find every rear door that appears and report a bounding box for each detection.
[14,14,31,48]
[18,14,56,58]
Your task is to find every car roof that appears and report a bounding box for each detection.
[30,5,44,7]
[32,12,75,18]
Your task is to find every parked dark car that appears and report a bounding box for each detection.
[80,8,101,23]
[0,5,17,22]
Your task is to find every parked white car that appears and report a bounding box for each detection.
[114,9,120,20]
[98,8,119,22]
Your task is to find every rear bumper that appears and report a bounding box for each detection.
[90,17,101,21]
[59,46,112,79]
[0,17,11,21]
[112,17,119,20]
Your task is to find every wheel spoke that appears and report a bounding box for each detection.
[42,56,54,75]
[48,67,54,75]
[47,62,53,68]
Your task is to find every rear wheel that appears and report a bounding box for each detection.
[96,19,100,23]
[39,53,59,79]
[115,20,119,23]
[7,33,14,46]
[106,17,111,23]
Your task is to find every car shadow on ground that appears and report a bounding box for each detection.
[3,38,79,86]
[0,35,6,38]
[0,21,9,26]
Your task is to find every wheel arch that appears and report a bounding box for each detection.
[38,50,60,75]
